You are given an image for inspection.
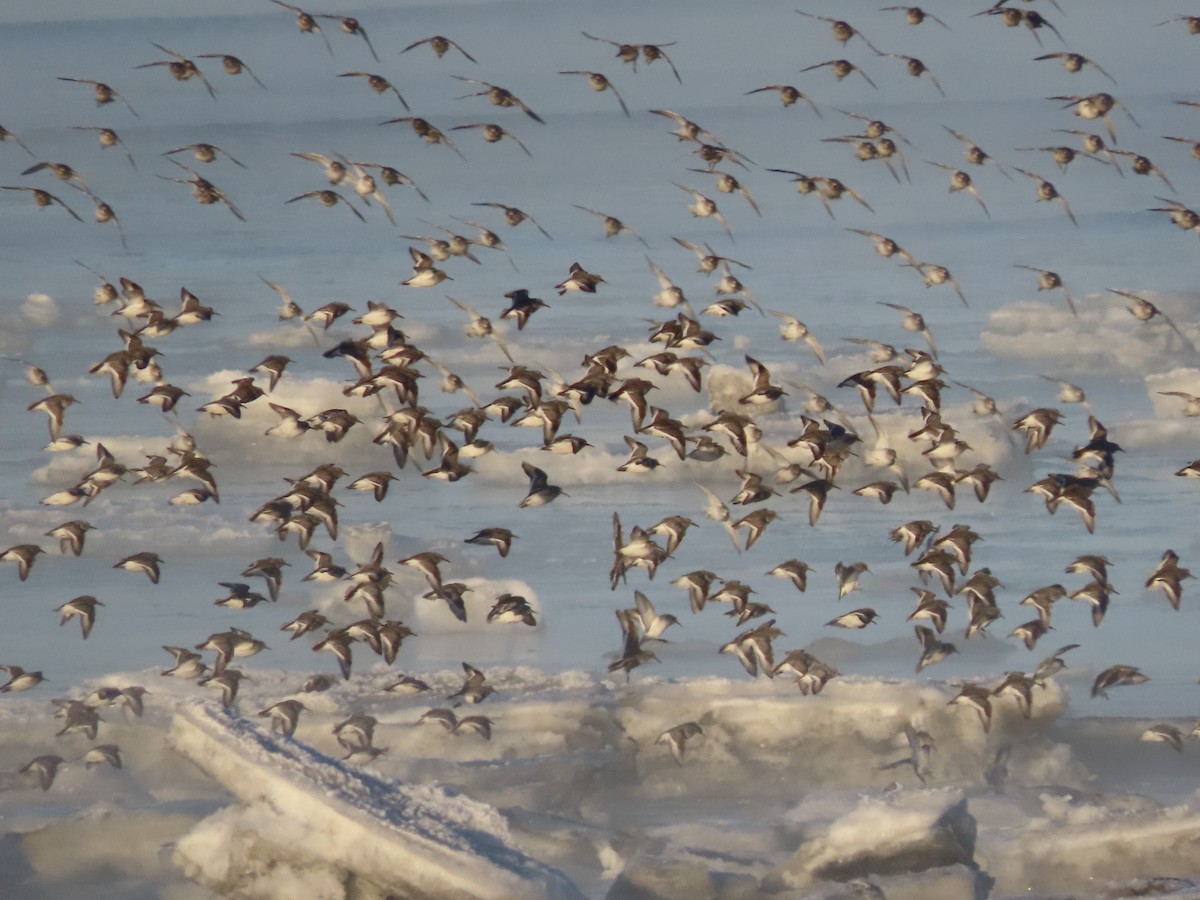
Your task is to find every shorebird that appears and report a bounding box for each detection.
[385,673,430,696]
[450,122,531,156]
[1034,51,1117,84]
[719,619,781,677]
[258,700,306,738]
[650,108,722,145]
[657,722,703,765]
[618,591,679,643]
[313,630,354,680]
[914,625,957,672]
[731,508,777,552]
[498,289,547,330]
[881,6,951,29]
[1012,407,1064,453]
[242,557,288,602]
[1091,664,1149,699]
[418,707,493,740]
[55,595,103,639]
[566,206,646,247]
[672,237,750,277]
[79,744,123,770]
[926,161,987,216]
[739,356,786,405]
[608,619,661,680]
[268,0,333,54]
[878,302,938,357]
[1109,149,1175,192]
[1141,724,1185,752]
[1051,92,1138,145]
[487,593,536,626]
[1032,644,1080,685]
[1148,198,1200,240]
[949,683,993,732]
[45,520,92,557]
[846,228,916,266]
[673,183,733,240]
[1016,265,1078,316]
[0,665,44,693]
[19,755,63,790]
[956,463,1003,503]
[978,7,1065,46]
[332,714,379,758]
[773,650,839,695]
[281,609,330,641]
[519,461,565,507]
[287,189,364,222]
[197,53,267,88]
[452,76,545,123]
[615,436,661,475]
[449,662,494,706]
[57,77,139,116]
[1051,128,1123,170]
[744,84,821,116]
[113,551,162,584]
[687,168,761,216]
[161,166,245,220]
[908,261,967,306]
[890,519,938,556]
[472,201,551,237]
[135,43,216,98]
[881,53,945,96]
[1162,135,1200,162]
[1158,14,1200,34]
[827,608,878,629]
[1161,391,1200,420]
[791,478,837,526]
[800,59,877,90]
[401,35,476,62]
[200,669,244,708]
[2,185,84,221]
[1040,376,1091,412]
[1069,580,1113,627]
[556,261,606,295]
[796,12,882,53]
[380,117,465,159]
[339,72,409,109]
[73,126,135,169]
[671,569,719,614]
[1,545,44,581]
[832,561,869,600]
[558,70,629,117]
[1147,549,1193,610]
[581,33,682,82]
[289,151,348,184]
[0,123,33,156]
[908,588,951,633]
[1018,143,1108,174]
[317,12,380,60]
[1009,618,1052,651]
[941,126,1009,176]
[853,480,898,505]
[54,700,101,740]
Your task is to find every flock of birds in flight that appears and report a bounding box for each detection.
[2,0,1200,792]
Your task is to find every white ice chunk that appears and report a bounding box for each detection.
[167,701,583,900]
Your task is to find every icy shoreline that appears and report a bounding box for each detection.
[3,668,1200,898]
